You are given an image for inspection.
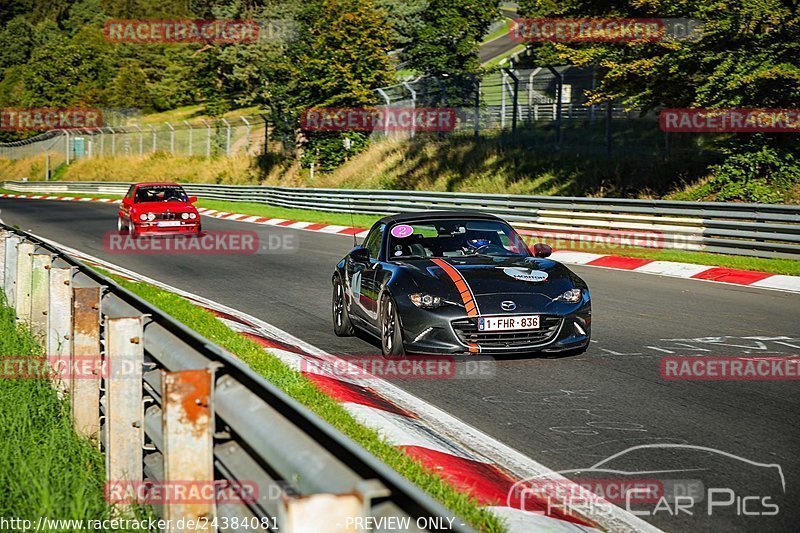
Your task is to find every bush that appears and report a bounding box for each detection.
[707,145,799,203]
[300,132,370,172]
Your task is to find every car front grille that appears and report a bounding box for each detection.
[451,315,563,349]
[154,212,180,221]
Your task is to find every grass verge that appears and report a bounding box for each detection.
[97,270,505,532]
[3,187,798,275]
[0,302,133,530]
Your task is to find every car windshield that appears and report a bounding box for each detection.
[387,219,530,259]
[135,186,189,203]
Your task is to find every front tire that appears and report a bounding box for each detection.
[117,217,129,234]
[332,276,354,337]
[380,295,405,357]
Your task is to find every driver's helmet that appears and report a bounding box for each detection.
[464,238,492,251]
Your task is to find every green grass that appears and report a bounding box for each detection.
[97,270,505,532]
[0,302,135,531]
[3,186,797,274]
[482,19,511,44]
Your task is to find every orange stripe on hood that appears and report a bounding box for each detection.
[431,258,480,317]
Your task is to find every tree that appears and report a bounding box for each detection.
[402,0,500,77]
[517,0,800,202]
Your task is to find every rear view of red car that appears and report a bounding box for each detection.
[118,183,201,236]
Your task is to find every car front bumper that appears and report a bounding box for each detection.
[397,297,591,355]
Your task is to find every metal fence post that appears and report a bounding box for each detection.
[15,241,35,324]
[402,82,417,139]
[605,100,613,156]
[105,316,144,488]
[0,231,7,297]
[241,116,251,154]
[184,121,193,156]
[162,369,215,530]
[150,125,157,153]
[109,127,116,156]
[72,286,102,439]
[3,235,20,306]
[48,267,74,394]
[503,68,519,138]
[167,122,175,155]
[547,66,563,149]
[203,120,211,158]
[221,119,231,156]
[65,131,70,165]
[30,253,51,341]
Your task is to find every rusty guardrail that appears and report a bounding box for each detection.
[0,223,470,533]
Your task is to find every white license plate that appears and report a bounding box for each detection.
[157,221,181,227]
[478,315,540,332]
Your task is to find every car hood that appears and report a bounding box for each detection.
[398,255,585,313]
[132,201,197,213]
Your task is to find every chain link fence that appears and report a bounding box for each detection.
[372,66,714,160]
[0,116,268,165]
[1,67,716,167]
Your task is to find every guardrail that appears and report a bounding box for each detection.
[3,180,800,259]
[0,223,470,533]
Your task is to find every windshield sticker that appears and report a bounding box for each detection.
[391,224,414,238]
[501,267,549,282]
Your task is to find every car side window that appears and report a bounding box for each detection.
[363,224,385,259]
[125,186,134,200]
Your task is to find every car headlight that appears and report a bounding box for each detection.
[146,212,156,221]
[189,212,197,220]
[181,213,189,220]
[409,293,443,308]
[555,288,582,302]
[139,214,148,221]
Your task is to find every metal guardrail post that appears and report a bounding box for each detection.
[105,316,145,487]
[48,267,74,394]
[3,234,20,306]
[15,241,34,324]
[30,253,51,341]
[72,286,102,439]
[162,369,215,530]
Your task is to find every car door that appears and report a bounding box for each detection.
[349,224,384,327]
[120,185,135,221]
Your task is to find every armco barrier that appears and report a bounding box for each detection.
[3,180,800,259]
[0,224,470,533]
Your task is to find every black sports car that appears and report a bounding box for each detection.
[331,211,591,356]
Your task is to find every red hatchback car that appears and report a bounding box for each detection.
[118,183,201,236]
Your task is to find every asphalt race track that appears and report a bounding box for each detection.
[2,197,798,532]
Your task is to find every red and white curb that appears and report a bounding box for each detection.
[4,192,798,294]
[29,233,661,533]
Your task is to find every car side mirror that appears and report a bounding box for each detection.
[351,247,370,263]
[122,197,132,206]
[533,243,552,258]
[188,196,198,203]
